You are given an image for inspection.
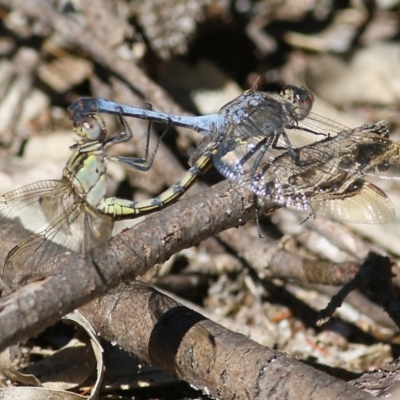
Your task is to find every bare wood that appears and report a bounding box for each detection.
[220,225,362,284]
[79,281,374,400]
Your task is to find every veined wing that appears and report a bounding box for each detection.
[0,180,66,240]
[244,131,395,223]
[204,127,337,189]
[308,180,394,224]
[253,155,395,224]
[190,123,397,224]
[0,179,113,288]
[336,128,400,179]
[288,117,400,179]
[211,119,400,188]
[0,112,167,288]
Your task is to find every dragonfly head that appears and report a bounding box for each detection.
[73,114,107,143]
[281,85,315,122]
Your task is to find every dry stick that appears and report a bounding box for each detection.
[301,283,398,331]
[222,225,399,331]
[317,253,400,329]
[276,211,372,261]
[220,224,362,284]
[79,281,374,400]
[350,357,400,396]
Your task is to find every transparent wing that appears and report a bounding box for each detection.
[188,137,217,166]
[0,180,113,288]
[212,129,397,224]
[0,180,66,240]
[300,181,394,224]
[216,120,400,179]
[213,133,338,196]
[335,131,400,179]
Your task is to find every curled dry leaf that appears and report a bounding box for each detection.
[0,311,104,400]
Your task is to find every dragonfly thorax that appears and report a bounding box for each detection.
[65,153,107,209]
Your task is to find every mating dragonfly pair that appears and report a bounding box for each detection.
[69,83,400,223]
[1,83,400,287]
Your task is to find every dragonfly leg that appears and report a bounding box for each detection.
[104,114,133,146]
[253,194,264,239]
[107,110,170,172]
[270,129,300,164]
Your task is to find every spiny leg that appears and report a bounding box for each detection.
[107,108,170,172]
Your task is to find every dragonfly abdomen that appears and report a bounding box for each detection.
[97,152,213,220]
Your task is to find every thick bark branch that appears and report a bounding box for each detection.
[0,180,257,350]
[79,281,374,400]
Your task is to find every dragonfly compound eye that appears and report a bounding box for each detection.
[76,115,106,140]
[281,85,315,122]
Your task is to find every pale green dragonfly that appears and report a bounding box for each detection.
[0,114,173,288]
[0,109,215,288]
